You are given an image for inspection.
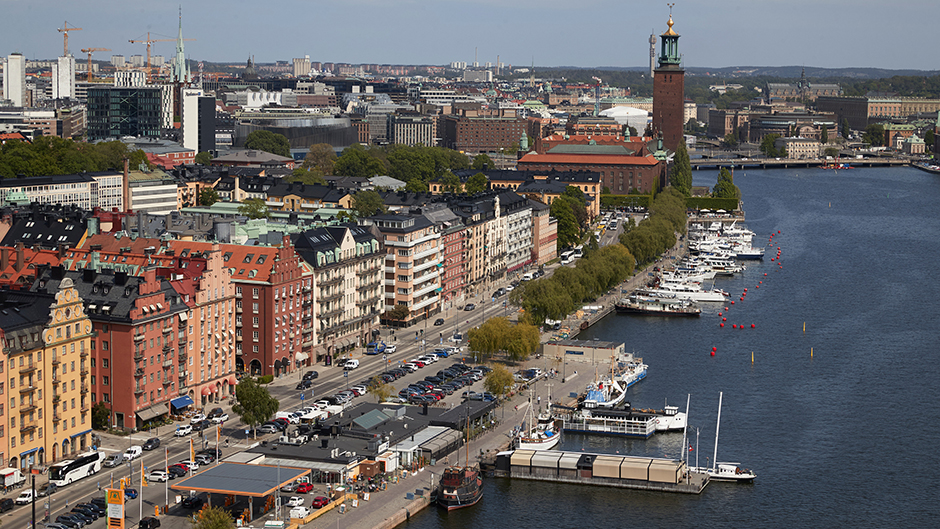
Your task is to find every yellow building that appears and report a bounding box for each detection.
[0,277,93,470]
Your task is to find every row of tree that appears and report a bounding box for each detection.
[466,316,541,363]
[511,243,636,324]
[0,136,152,179]
[550,185,590,249]
[618,187,688,265]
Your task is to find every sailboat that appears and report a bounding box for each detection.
[690,391,757,482]
[515,391,560,450]
[436,409,483,510]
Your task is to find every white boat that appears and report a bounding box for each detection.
[582,353,648,409]
[515,399,561,451]
[732,244,765,260]
[689,392,757,482]
[639,284,728,303]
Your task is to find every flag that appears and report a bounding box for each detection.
[689,445,694,451]
[141,460,148,487]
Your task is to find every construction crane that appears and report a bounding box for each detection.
[57,21,83,56]
[128,32,194,82]
[80,48,110,81]
[592,76,602,116]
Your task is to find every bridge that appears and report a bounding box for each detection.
[689,157,909,170]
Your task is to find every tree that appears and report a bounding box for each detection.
[465,172,489,194]
[925,129,935,151]
[199,188,219,206]
[439,171,463,193]
[505,322,540,363]
[193,505,236,529]
[601,186,611,195]
[195,151,213,165]
[820,123,829,145]
[287,167,327,185]
[760,133,782,157]
[669,140,692,197]
[471,153,492,170]
[712,167,741,199]
[302,143,338,175]
[863,124,885,147]
[404,177,429,193]
[92,401,110,430]
[367,376,394,403]
[483,364,514,400]
[232,378,280,439]
[334,144,386,178]
[351,189,386,218]
[550,198,580,249]
[385,304,410,322]
[237,197,270,219]
[841,118,851,139]
[824,147,840,158]
[723,131,739,148]
[244,130,291,157]
[628,125,639,137]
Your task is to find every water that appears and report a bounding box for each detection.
[405,167,940,528]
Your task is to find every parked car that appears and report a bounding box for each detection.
[166,466,186,479]
[142,437,161,450]
[140,517,162,529]
[287,496,304,507]
[54,515,85,528]
[0,498,14,512]
[181,496,204,509]
[289,507,311,519]
[295,482,314,494]
[175,424,193,436]
[311,496,330,508]
[71,506,100,520]
[147,470,169,483]
[258,423,280,434]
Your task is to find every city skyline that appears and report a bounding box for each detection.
[1,0,938,72]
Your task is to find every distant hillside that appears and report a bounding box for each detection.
[547,65,940,80]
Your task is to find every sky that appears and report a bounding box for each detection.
[2,0,938,72]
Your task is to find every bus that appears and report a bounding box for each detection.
[365,341,386,355]
[560,251,575,265]
[48,450,105,486]
[573,246,583,258]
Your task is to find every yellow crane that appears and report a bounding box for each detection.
[128,32,194,82]
[80,48,111,81]
[57,21,83,56]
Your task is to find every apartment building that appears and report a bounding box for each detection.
[292,225,383,364]
[0,172,124,211]
[368,214,442,325]
[498,192,533,273]
[529,200,557,266]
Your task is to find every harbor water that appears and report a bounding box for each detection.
[406,166,940,527]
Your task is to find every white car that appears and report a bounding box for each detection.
[350,385,368,395]
[178,460,200,471]
[402,363,417,372]
[341,359,359,370]
[123,446,143,460]
[148,470,169,483]
[190,413,207,424]
[14,490,33,505]
[175,424,193,436]
[287,496,304,507]
[385,344,397,353]
[211,413,229,424]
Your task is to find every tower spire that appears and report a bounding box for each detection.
[172,5,190,83]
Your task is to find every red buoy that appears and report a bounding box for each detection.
[718,312,722,316]
[712,347,717,351]
[725,307,729,311]
[731,301,735,304]
[719,323,724,328]
[732,324,736,328]
[751,324,756,328]
[722,317,727,321]
[711,351,715,356]
[763,273,767,276]
[744,288,748,292]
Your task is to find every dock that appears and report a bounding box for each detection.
[491,449,709,494]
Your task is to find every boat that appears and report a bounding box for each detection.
[515,395,561,450]
[731,244,765,260]
[437,414,483,510]
[615,295,701,316]
[559,401,688,438]
[638,284,728,303]
[689,391,757,483]
[581,353,648,409]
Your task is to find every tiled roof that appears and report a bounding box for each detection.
[167,240,279,282]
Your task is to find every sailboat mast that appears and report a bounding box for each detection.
[712,391,723,473]
[681,393,690,466]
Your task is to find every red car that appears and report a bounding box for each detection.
[311,496,330,508]
[414,361,426,368]
[295,483,314,494]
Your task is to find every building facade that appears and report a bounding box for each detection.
[369,215,442,325]
[652,13,685,152]
[86,87,162,141]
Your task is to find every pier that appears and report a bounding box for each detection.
[690,157,908,170]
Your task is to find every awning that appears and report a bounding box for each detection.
[179,312,188,321]
[211,385,219,393]
[88,304,97,311]
[228,375,237,386]
[19,447,40,457]
[171,395,194,409]
[215,333,222,340]
[201,386,212,396]
[137,404,169,422]
[142,306,150,313]
[69,428,92,439]
[295,352,309,362]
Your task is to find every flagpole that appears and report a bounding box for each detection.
[139,459,144,525]
[216,425,220,466]
[164,446,169,512]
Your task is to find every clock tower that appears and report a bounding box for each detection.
[652,6,685,152]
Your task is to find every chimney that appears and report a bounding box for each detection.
[14,242,24,273]
[123,158,131,213]
[0,248,7,271]
[57,243,69,259]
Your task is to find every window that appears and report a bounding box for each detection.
[103,376,109,386]
[252,331,259,341]
[102,359,108,369]
[252,303,259,313]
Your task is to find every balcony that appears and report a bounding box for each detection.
[235,334,242,342]
[162,327,172,334]
[357,280,382,292]
[20,421,38,432]
[162,379,171,386]
[80,367,89,376]
[178,336,187,345]
[81,403,89,413]
[52,394,61,403]
[162,360,173,368]
[19,363,37,374]
[134,352,144,361]
[319,291,341,303]
[51,356,61,365]
[163,344,171,353]
[134,334,145,341]
[19,403,38,414]
[178,352,187,363]
[19,384,36,393]
[357,295,382,307]
[236,320,242,327]
[80,349,88,358]
[178,372,187,380]
[320,275,342,287]
[80,384,88,394]
[135,368,145,377]
[236,305,243,314]
[134,387,144,395]
[236,290,242,299]
[319,307,342,319]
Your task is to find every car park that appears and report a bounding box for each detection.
[143,437,161,450]
[175,424,192,436]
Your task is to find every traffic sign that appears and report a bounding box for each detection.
[343,371,348,378]
[300,393,305,401]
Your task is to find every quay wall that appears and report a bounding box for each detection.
[371,494,432,529]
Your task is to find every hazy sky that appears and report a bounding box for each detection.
[2,0,937,72]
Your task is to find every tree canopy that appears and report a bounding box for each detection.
[194,151,213,165]
[351,189,386,218]
[863,123,885,147]
[302,143,338,175]
[467,317,537,363]
[464,172,489,194]
[334,144,387,178]
[759,133,784,158]
[193,506,236,529]
[244,130,291,157]
[471,153,493,170]
[712,167,741,200]
[232,378,279,437]
[0,137,150,179]
[669,140,692,197]
[287,167,327,185]
[92,401,110,430]
[199,188,219,206]
[483,364,515,398]
[237,197,270,219]
[550,197,580,250]
[439,171,463,193]
[368,376,394,403]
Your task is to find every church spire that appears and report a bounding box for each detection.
[172,6,190,83]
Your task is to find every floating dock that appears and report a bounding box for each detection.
[493,449,708,494]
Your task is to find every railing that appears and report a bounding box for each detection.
[320,275,343,286]
[19,403,37,414]
[134,387,144,395]
[134,352,144,361]
[135,368,145,377]
[162,327,172,334]
[20,420,38,432]
[19,363,36,374]
[178,352,187,363]
[319,291,342,303]
[80,384,88,394]
[162,360,172,368]
[162,379,171,386]
[19,385,36,393]
[51,356,61,365]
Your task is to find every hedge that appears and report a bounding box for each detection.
[685,197,739,211]
[601,194,651,210]
[603,194,738,212]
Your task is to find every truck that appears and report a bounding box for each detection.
[0,468,26,489]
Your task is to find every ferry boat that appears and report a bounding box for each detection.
[436,464,483,510]
[615,295,701,316]
[638,284,728,303]
[560,402,688,438]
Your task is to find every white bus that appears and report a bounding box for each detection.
[48,450,105,486]
[560,251,575,265]
[573,246,583,258]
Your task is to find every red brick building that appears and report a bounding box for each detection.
[516,152,662,195]
[652,13,686,152]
